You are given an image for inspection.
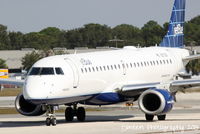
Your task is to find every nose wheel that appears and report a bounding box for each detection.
[46,116,56,126]
[45,105,57,126]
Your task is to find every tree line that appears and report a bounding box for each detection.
[0,16,200,74]
[0,16,200,50]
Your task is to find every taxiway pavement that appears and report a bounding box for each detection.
[0,92,200,134]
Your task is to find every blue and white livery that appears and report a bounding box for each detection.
[160,0,185,48]
[1,0,200,126]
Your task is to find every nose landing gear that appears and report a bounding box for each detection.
[45,105,57,126]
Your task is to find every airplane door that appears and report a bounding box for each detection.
[121,60,126,75]
[65,58,79,88]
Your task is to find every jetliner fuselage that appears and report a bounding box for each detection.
[23,46,189,105]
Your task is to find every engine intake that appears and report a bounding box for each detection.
[15,93,46,116]
[138,89,174,115]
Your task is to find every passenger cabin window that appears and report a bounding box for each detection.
[118,64,121,69]
[111,65,113,70]
[55,67,64,75]
[107,65,110,70]
[99,66,102,71]
[126,63,129,68]
[144,62,146,66]
[103,66,106,71]
[170,59,172,64]
[114,65,117,69]
[92,67,95,72]
[163,60,165,64]
[130,63,132,68]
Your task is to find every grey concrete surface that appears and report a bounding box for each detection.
[0,109,200,134]
[0,97,15,107]
[0,92,200,133]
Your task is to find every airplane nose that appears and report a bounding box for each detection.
[23,77,49,100]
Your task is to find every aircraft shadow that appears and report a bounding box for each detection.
[0,115,134,128]
[1,115,200,128]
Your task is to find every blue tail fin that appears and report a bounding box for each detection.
[159,0,186,48]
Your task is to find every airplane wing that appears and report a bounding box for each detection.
[183,54,200,61]
[120,82,160,97]
[122,82,159,91]
[120,79,200,96]
[170,79,200,93]
[0,78,24,87]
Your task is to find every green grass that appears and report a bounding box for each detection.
[0,107,105,115]
[0,88,21,96]
[184,87,200,93]
[0,107,18,114]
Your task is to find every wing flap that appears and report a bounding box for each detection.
[170,79,200,92]
[183,54,200,61]
[120,82,160,97]
[122,82,160,91]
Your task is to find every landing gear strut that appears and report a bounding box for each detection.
[45,105,57,126]
[65,104,86,122]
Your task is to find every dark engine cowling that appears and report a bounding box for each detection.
[15,93,46,116]
[138,89,174,115]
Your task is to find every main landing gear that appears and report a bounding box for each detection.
[45,104,86,126]
[65,104,86,122]
[145,114,166,121]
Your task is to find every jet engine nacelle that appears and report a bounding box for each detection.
[138,89,174,115]
[15,93,46,116]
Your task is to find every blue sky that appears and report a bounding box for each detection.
[0,0,199,33]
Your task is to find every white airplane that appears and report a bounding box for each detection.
[1,0,200,126]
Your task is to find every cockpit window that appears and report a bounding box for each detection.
[40,68,54,75]
[29,67,41,75]
[29,67,54,75]
[55,67,64,75]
